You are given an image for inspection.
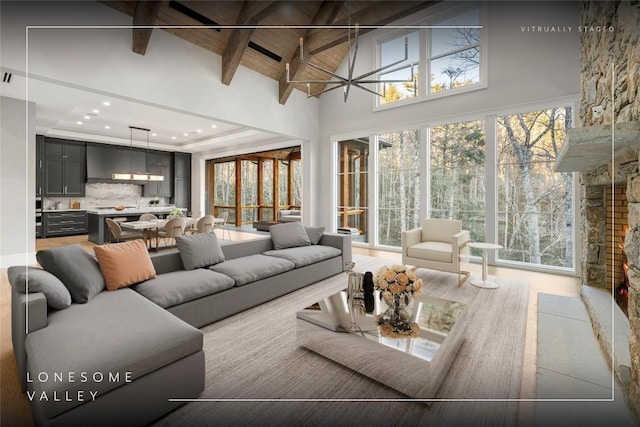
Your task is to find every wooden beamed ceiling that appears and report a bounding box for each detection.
[102,1,438,104]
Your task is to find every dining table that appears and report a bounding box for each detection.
[120,217,197,251]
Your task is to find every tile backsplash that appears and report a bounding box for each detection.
[43,183,170,210]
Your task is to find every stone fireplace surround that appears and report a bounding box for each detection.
[568,135,640,419]
[569,0,640,419]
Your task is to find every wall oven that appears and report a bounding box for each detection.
[36,197,42,238]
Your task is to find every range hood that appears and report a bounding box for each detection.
[554,121,640,172]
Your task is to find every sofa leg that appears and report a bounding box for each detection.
[458,270,470,286]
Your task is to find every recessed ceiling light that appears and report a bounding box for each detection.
[103,101,110,106]
[83,115,91,120]
[104,125,110,129]
[92,109,100,114]
[171,136,176,140]
[151,133,157,137]
[196,129,202,133]
[183,133,188,137]
[76,121,83,125]
[211,124,217,128]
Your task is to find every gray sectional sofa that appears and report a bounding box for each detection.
[10,225,351,426]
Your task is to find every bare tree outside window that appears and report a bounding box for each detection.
[377,129,421,246]
[430,7,480,93]
[497,107,573,268]
[430,120,485,254]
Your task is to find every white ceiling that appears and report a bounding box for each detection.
[1,70,282,154]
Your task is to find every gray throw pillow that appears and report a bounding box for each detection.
[269,221,311,250]
[7,266,72,310]
[175,231,225,270]
[305,226,325,245]
[36,244,105,304]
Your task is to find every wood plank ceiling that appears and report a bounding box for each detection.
[101,1,438,104]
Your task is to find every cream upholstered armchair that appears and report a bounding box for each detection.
[401,218,471,286]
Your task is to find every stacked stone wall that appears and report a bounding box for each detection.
[580,1,640,420]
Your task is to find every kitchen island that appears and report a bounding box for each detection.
[87,207,184,244]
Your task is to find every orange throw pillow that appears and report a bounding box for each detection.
[94,240,156,291]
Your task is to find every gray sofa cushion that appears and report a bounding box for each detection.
[209,254,295,286]
[304,226,325,245]
[133,269,235,308]
[8,266,72,310]
[269,221,311,249]
[36,244,105,303]
[175,231,225,270]
[263,245,342,268]
[24,288,202,419]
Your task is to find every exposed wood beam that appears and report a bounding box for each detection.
[278,0,344,105]
[221,1,281,85]
[132,1,161,55]
[304,1,438,55]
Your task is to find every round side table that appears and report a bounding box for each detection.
[467,242,503,289]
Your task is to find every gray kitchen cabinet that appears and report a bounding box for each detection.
[144,152,173,197]
[43,211,87,237]
[86,143,147,182]
[36,135,45,196]
[44,138,85,197]
[173,152,191,209]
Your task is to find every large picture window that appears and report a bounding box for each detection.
[335,105,575,274]
[377,129,421,246]
[376,5,483,108]
[429,7,481,93]
[378,31,419,106]
[430,120,485,250]
[497,107,574,268]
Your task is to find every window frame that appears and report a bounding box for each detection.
[374,2,488,111]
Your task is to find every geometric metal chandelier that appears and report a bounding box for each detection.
[112,126,164,181]
[286,24,417,102]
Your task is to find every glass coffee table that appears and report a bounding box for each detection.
[296,290,467,402]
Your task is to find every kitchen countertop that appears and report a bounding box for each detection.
[86,207,185,215]
[42,209,87,213]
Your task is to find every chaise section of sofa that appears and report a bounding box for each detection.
[9,245,205,427]
[25,288,203,426]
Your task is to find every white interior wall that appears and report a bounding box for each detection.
[1,1,319,140]
[316,1,581,228]
[1,96,36,267]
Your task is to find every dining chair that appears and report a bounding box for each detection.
[105,218,144,243]
[139,213,158,221]
[157,217,187,248]
[196,215,216,233]
[213,211,231,241]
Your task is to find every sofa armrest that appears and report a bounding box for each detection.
[12,289,48,391]
[402,228,422,252]
[453,230,471,249]
[318,233,352,270]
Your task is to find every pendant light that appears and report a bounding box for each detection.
[112,126,164,181]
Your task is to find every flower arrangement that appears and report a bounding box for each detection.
[373,264,423,339]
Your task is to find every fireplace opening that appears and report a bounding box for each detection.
[608,184,629,318]
[616,228,630,316]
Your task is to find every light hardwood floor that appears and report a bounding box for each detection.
[1,233,582,426]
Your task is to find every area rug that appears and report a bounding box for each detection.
[154,255,530,426]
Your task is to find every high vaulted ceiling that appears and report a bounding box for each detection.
[102,1,438,105]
